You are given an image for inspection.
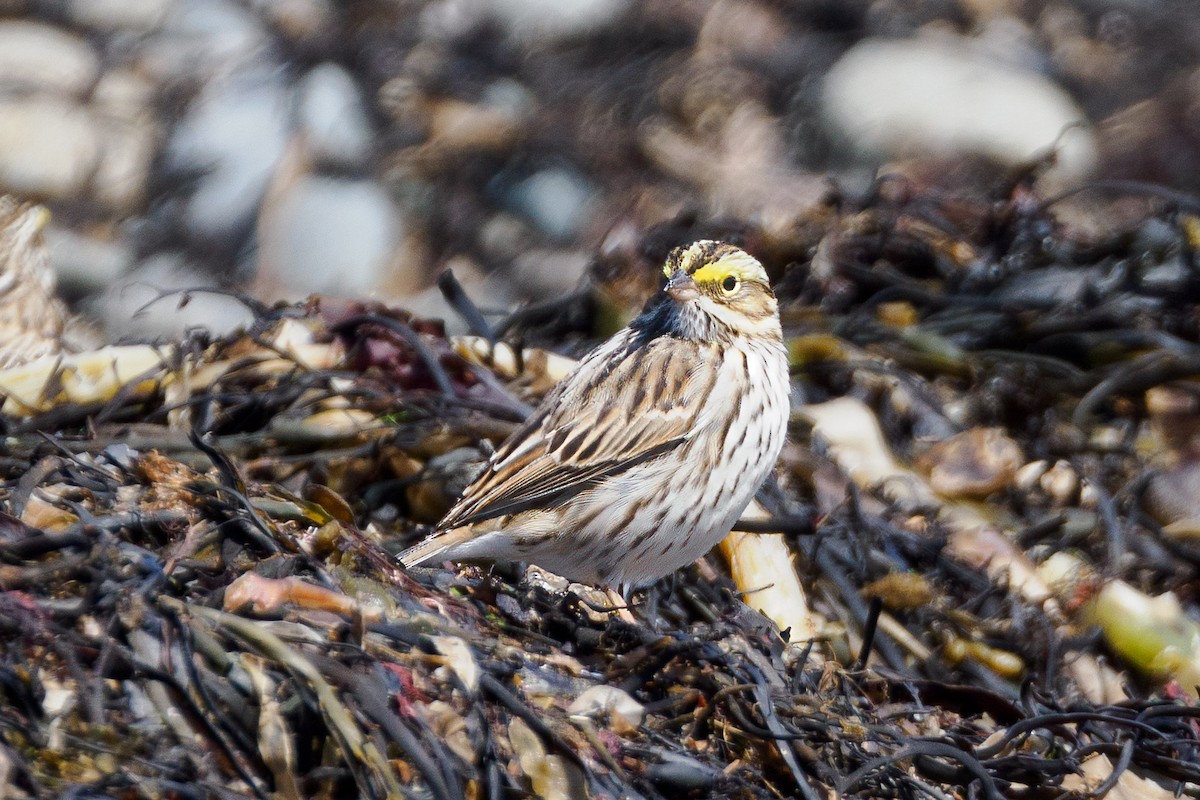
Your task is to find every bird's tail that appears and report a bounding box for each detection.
[398,527,474,568]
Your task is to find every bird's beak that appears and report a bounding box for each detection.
[665,269,699,302]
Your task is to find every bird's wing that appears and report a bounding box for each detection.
[437,333,717,530]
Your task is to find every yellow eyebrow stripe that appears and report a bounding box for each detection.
[660,241,770,288]
[689,250,764,286]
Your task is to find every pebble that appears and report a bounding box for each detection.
[478,212,534,264]
[89,252,255,340]
[481,78,536,122]
[93,69,158,120]
[0,20,100,96]
[145,0,271,79]
[644,752,721,791]
[89,69,161,214]
[501,167,597,242]
[0,97,100,199]
[67,0,173,32]
[485,0,631,44]
[45,226,136,295]
[251,0,335,46]
[991,265,1101,305]
[916,428,1024,500]
[256,176,407,299]
[94,121,159,214]
[566,685,644,733]
[165,73,291,242]
[1040,460,1080,506]
[298,64,373,169]
[822,36,1097,188]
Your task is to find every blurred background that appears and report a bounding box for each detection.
[2,0,1197,341]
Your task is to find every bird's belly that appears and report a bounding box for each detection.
[550,404,781,587]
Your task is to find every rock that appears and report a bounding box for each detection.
[914,428,1024,500]
[484,0,631,44]
[96,120,159,213]
[143,0,271,79]
[567,685,644,734]
[89,70,161,212]
[298,64,373,169]
[1040,460,1080,506]
[44,226,135,295]
[0,20,100,96]
[89,252,255,340]
[93,69,158,119]
[0,97,100,199]
[481,78,536,122]
[68,0,173,32]
[823,36,1097,188]
[991,265,1102,305]
[256,176,409,300]
[478,212,534,264]
[509,248,590,299]
[250,0,335,46]
[165,73,291,242]
[502,167,597,242]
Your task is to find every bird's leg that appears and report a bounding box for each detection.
[635,572,682,632]
[637,585,663,631]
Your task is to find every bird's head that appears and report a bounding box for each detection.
[658,240,780,341]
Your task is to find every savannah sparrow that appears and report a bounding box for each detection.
[0,196,68,369]
[400,241,791,592]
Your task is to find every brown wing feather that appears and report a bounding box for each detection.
[436,332,714,531]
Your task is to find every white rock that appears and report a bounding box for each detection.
[478,212,532,263]
[93,69,158,119]
[0,20,100,96]
[505,168,597,241]
[298,64,373,168]
[483,0,631,44]
[89,252,255,340]
[165,73,292,241]
[45,226,135,294]
[144,0,270,80]
[0,97,100,199]
[93,118,160,213]
[257,176,404,299]
[567,685,644,734]
[823,37,1097,187]
[166,0,268,60]
[68,0,173,32]
[89,70,160,213]
[480,77,536,126]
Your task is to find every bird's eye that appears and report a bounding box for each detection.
[721,275,738,293]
